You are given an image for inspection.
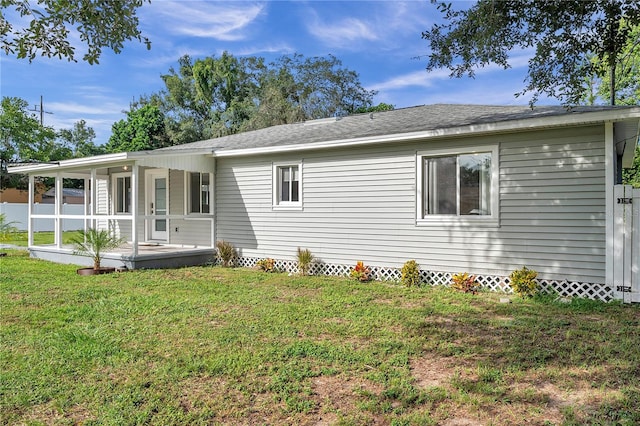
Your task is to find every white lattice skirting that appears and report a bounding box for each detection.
[230,257,614,302]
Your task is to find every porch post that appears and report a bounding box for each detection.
[131,164,139,256]
[90,168,97,230]
[27,174,34,247]
[54,173,63,248]
[84,176,90,231]
[605,121,616,298]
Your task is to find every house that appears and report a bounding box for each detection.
[8,104,640,302]
[41,187,86,204]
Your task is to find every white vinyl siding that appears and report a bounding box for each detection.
[169,169,213,247]
[216,125,607,284]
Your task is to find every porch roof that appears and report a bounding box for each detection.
[7,148,214,176]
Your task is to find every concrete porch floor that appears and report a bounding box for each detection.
[28,243,216,270]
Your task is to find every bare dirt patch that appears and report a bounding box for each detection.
[411,356,458,388]
[310,375,384,424]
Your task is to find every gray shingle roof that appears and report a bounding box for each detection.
[157,104,628,153]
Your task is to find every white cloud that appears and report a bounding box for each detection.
[305,11,378,48]
[143,1,266,41]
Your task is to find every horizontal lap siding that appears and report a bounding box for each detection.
[216,125,606,283]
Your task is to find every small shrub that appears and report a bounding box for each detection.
[509,266,538,298]
[296,247,314,276]
[350,261,372,282]
[401,260,421,287]
[0,213,19,242]
[451,272,479,294]
[216,240,236,267]
[256,258,276,272]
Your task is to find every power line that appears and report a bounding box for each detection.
[29,95,53,126]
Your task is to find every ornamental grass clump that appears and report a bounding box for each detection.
[509,266,539,298]
[296,247,314,276]
[401,260,421,287]
[451,272,479,294]
[216,240,236,267]
[350,261,372,282]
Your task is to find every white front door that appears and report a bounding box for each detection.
[147,170,168,241]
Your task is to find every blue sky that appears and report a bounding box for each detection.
[1,0,552,145]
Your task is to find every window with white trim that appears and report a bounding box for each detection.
[113,174,131,214]
[187,172,212,214]
[417,146,498,223]
[273,162,302,209]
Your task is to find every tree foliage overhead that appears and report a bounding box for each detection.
[422,0,640,106]
[1,0,151,64]
[139,52,376,145]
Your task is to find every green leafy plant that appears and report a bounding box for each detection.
[509,266,539,298]
[451,272,479,294]
[296,247,314,276]
[256,258,276,272]
[70,228,125,270]
[401,260,421,287]
[350,261,372,282]
[0,213,19,242]
[216,240,236,268]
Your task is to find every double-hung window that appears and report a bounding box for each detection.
[417,145,498,225]
[273,162,302,209]
[113,173,131,214]
[187,172,212,214]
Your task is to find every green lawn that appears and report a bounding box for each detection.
[2,231,79,247]
[1,250,639,425]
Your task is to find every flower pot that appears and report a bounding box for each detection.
[76,267,116,276]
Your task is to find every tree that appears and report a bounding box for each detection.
[58,119,105,157]
[0,96,57,163]
[595,22,640,106]
[105,104,167,153]
[1,0,151,64]
[422,1,640,106]
[149,52,376,145]
[623,144,640,188]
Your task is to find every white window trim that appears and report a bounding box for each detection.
[272,161,303,210]
[184,171,214,216]
[416,144,499,227]
[111,172,132,215]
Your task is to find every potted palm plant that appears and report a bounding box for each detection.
[71,228,125,275]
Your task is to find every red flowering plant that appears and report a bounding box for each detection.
[350,261,372,282]
[451,272,479,294]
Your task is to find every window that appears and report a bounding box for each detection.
[273,162,302,209]
[417,146,498,224]
[113,174,131,214]
[187,172,212,214]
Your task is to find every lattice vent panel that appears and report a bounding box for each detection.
[231,256,612,301]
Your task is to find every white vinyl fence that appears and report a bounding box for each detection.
[1,203,84,232]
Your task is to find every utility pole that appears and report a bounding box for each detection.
[29,95,53,125]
